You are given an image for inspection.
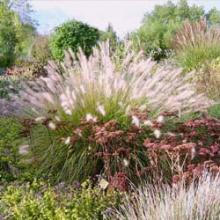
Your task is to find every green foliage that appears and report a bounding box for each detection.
[207,8,220,25]
[131,0,220,60]
[0,77,11,99]
[28,116,148,184]
[0,2,18,67]
[131,19,175,60]
[208,104,220,119]
[50,20,100,60]
[0,0,36,67]
[15,22,36,59]
[175,42,220,72]
[100,24,118,51]
[0,180,121,219]
[0,117,23,181]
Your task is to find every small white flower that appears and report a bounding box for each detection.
[167,132,176,137]
[139,104,146,111]
[86,113,97,122]
[97,104,106,116]
[74,128,82,137]
[48,121,56,130]
[132,115,140,127]
[35,116,46,123]
[182,139,187,143]
[191,147,196,159]
[19,144,29,155]
[123,159,129,167]
[64,108,72,115]
[86,113,93,121]
[64,137,71,145]
[156,115,164,123]
[98,178,109,190]
[144,120,153,127]
[154,129,161,139]
[55,116,61,122]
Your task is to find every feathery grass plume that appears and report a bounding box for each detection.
[172,18,208,51]
[105,173,220,220]
[172,18,220,71]
[14,41,212,123]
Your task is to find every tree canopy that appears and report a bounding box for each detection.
[0,0,36,67]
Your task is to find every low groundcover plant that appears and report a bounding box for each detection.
[0,180,121,220]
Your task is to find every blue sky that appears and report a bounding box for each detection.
[30,0,220,38]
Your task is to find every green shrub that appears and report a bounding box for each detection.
[0,180,121,220]
[0,1,36,67]
[0,2,18,67]
[0,117,23,181]
[207,7,220,25]
[50,20,100,60]
[131,18,175,60]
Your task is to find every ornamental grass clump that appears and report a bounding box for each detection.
[195,57,220,100]
[15,42,212,121]
[106,173,220,220]
[14,42,213,183]
[172,18,220,71]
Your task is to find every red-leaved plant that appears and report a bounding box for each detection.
[144,117,220,184]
